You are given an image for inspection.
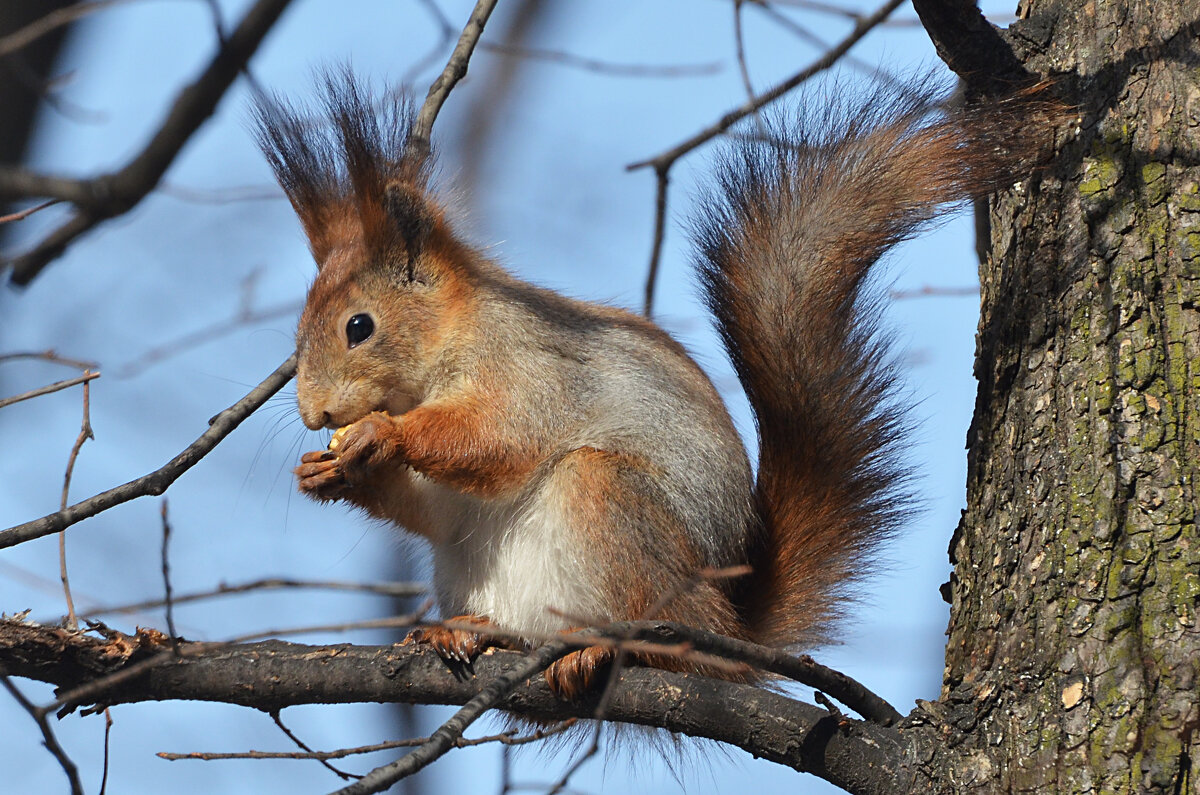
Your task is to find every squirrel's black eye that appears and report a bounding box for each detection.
[345,313,374,348]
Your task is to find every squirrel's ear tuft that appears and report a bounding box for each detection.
[251,67,434,269]
[384,182,434,281]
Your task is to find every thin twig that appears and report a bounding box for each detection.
[0,353,297,550]
[0,199,61,224]
[627,0,905,174]
[733,0,759,109]
[0,350,99,371]
[761,0,923,25]
[328,640,574,795]
[119,293,299,377]
[159,500,178,649]
[58,372,96,629]
[270,709,356,780]
[1,674,84,795]
[751,2,905,86]
[641,165,669,316]
[225,601,434,645]
[408,0,500,161]
[157,720,577,762]
[155,182,284,204]
[99,708,113,795]
[0,371,99,410]
[402,0,457,84]
[78,576,426,619]
[481,42,722,78]
[406,0,720,81]
[0,0,133,58]
[633,0,906,314]
[601,620,904,725]
[889,284,978,300]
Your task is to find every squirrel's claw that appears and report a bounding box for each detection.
[294,456,346,500]
[404,615,509,667]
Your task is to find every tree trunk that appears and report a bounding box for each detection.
[931,0,1200,791]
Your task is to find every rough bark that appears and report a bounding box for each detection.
[929,0,1200,792]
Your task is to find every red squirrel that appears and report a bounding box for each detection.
[254,74,1051,697]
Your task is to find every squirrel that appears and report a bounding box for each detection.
[253,72,1053,698]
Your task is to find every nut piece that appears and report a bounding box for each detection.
[328,426,350,452]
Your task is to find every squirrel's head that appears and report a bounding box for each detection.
[254,70,472,430]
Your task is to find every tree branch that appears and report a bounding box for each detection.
[408,0,499,161]
[0,353,297,550]
[0,619,916,795]
[2,0,296,286]
[910,0,1033,95]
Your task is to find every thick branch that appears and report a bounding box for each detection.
[0,620,917,795]
[910,0,1033,94]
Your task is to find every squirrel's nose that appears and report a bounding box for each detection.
[297,401,332,431]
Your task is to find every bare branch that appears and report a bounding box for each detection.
[99,709,113,795]
[631,0,906,314]
[0,199,61,224]
[750,2,905,86]
[1,674,84,795]
[58,372,96,629]
[408,0,500,160]
[0,619,915,794]
[159,501,179,649]
[0,350,99,371]
[155,182,284,204]
[225,602,434,644]
[481,42,722,78]
[0,371,98,410]
[77,576,426,620]
[889,285,978,300]
[910,0,1033,94]
[157,720,576,761]
[641,167,669,317]
[270,709,356,781]
[3,0,297,286]
[0,1,132,58]
[118,294,299,376]
[629,0,905,174]
[0,353,297,550]
[758,0,923,26]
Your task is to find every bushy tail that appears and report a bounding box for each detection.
[693,81,1059,648]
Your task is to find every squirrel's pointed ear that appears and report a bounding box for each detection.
[384,181,434,281]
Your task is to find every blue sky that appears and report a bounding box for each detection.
[0,1,1010,792]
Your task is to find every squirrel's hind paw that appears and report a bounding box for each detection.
[544,646,614,700]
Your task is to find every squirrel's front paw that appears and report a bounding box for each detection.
[326,411,403,476]
[295,411,403,499]
[295,450,347,501]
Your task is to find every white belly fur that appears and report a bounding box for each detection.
[409,472,607,638]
